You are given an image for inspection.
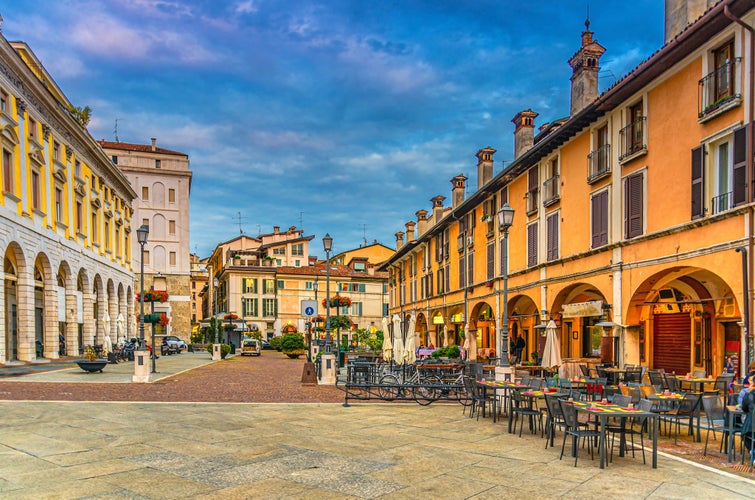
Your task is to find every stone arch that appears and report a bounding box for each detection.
[32,252,55,358]
[507,294,540,364]
[152,181,166,207]
[415,312,429,347]
[550,282,609,360]
[153,245,166,269]
[627,266,737,376]
[3,243,26,362]
[153,213,166,239]
[469,300,495,360]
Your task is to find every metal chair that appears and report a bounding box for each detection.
[701,395,729,456]
[559,400,600,467]
[511,389,540,437]
[660,392,702,444]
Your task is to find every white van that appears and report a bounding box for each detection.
[241,338,261,356]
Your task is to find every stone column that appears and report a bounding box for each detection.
[44,285,59,359]
[82,291,94,348]
[66,289,78,356]
[0,272,6,362]
[16,278,35,361]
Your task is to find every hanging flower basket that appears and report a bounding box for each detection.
[142,313,161,324]
[328,315,353,330]
[225,324,236,331]
[136,290,169,303]
[158,314,170,327]
[322,295,351,308]
[224,313,239,321]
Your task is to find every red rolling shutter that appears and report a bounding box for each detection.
[653,313,691,375]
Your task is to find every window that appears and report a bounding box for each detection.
[155,159,161,168]
[143,250,150,265]
[458,255,465,289]
[700,41,738,118]
[142,218,149,228]
[351,302,363,315]
[624,171,644,239]
[409,255,416,277]
[170,251,176,266]
[31,170,40,210]
[526,166,539,214]
[588,124,611,182]
[527,222,538,267]
[354,262,365,272]
[291,243,303,256]
[74,160,81,178]
[437,268,445,295]
[55,188,63,222]
[714,42,735,103]
[111,155,117,165]
[262,298,277,316]
[543,157,560,206]
[76,201,83,233]
[105,219,113,252]
[54,142,60,161]
[242,297,258,317]
[91,212,97,241]
[0,90,8,113]
[169,220,176,235]
[273,247,285,255]
[168,188,175,203]
[3,148,13,193]
[591,190,609,248]
[486,241,495,281]
[277,280,284,289]
[546,212,559,262]
[141,186,149,201]
[305,281,313,290]
[263,279,276,294]
[244,278,258,293]
[711,138,733,214]
[28,117,36,141]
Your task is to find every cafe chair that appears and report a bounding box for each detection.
[647,369,665,390]
[706,374,735,405]
[543,394,569,448]
[511,389,540,437]
[558,400,601,467]
[701,395,730,456]
[660,392,702,444]
[663,373,680,393]
[579,365,591,378]
[693,370,707,379]
[463,376,493,421]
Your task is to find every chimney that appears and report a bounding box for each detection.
[568,19,605,116]
[512,110,538,159]
[415,209,428,237]
[664,0,714,43]
[405,221,416,243]
[450,174,467,209]
[431,196,445,224]
[475,147,496,189]
[273,226,280,234]
[395,231,405,250]
[151,138,156,151]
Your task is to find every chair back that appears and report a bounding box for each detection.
[462,376,479,399]
[544,393,564,420]
[596,367,609,379]
[701,395,724,423]
[648,369,664,387]
[678,392,702,416]
[612,394,632,407]
[664,373,679,392]
[466,362,483,380]
[530,378,545,390]
[640,385,656,399]
[638,398,653,412]
[714,374,735,392]
[693,369,706,378]
[521,375,532,387]
[579,365,591,378]
[558,399,580,429]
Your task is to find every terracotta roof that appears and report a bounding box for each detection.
[276,263,388,279]
[98,140,187,156]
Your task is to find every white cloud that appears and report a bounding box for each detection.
[235,0,258,15]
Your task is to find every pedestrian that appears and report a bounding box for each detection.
[742,381,755,465]
[724,356,735,375]
[515,335,526,365]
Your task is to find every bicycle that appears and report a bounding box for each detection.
[378,364,438,405]
[419,367,472,406]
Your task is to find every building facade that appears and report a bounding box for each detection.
[0,37,137,362]
[189,253,207,338]
[384,0,755,376]
[98,139,192,342]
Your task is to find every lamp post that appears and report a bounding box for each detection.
[136,225,149,350]
[736,246,750,370]
[497,203,515,367]
[323,234,333,353]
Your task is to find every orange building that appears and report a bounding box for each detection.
[383,0,755,376]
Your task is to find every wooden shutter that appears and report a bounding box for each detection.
[528,167,538,191]
[499,236,505,275]
[733,126,747,206]
[653,313,691,375]
[546,213,559,261]
[591,190,608,248]
[500,187,508,207]
[691,146,705,218]
[527,222,538,267]
[487,241,495,280]
[625,172,643,238]
[445,264,450,291]
[458,256,465,288]
[467,252,474,286]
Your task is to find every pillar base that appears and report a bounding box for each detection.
[212,343,221,361]
[132,350,152,383]
[318,353,336,385]
[301,361,317,385]
[495,366,514,382]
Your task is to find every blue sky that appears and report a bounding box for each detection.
[3,1,665,258]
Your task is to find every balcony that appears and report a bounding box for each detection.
[698,58,741,120]
[526,189,539,216]
[587,144,611,184]
[711,191,733,215]
[542,175,560,207]
[618,116,647,162]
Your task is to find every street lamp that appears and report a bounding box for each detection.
[736,246,751,370]
[497,203,515,367]
[136,224,149,350]
[323,233,333,353]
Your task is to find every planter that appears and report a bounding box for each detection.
[143,313,161,324]
[76,359,108,373]
[285,353,302,359]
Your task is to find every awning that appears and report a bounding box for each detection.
[562,300,603,318]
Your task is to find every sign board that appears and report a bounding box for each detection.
[301,300,317,317]
[562,300,603,318]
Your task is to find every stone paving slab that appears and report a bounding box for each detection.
[0,401,752,499]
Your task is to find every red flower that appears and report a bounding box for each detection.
[158,314,170,327]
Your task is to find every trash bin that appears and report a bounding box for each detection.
[339,349,345,367]
[230,341,236,354]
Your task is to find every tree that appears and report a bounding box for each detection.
[66,104,91,127]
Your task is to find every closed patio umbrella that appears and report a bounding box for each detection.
[116,313,126,344]
[443,325,449,347]
[541,320,562,369]
[381,316,392,362]
[392,314,404,366]
[103,311,111,342]
[404,313,417,365]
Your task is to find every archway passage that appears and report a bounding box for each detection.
[653,313,691,375]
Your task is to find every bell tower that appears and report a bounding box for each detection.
[568,18,606,116]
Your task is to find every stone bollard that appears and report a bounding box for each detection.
[212,343,221,361]
[318,353,336,385]
[132,350,152,383]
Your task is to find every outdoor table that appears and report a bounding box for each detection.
[602,367,628,385]
[726,405,744,463]
[515,365,554,377]
[677,377,715,393]
[570,401,658,469]
[478,380,529,419]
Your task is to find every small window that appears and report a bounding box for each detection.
[155,159,161,168]
[91,212,98,241]
[277,280,285,289]
[168,188,175,203]
[624,172,644,239]
[28,117,37,140]
[104,219,111,252]
[0,90,8,113]
[169,220,175,235]
[74,160,81,178]
[170,251,176,266]
[141,186,149,201]
[53,142,60,161]
[111,155,118,165]
[527,222,538,267]
[2,149,12,194]
[55,188,63,221]
[31,170,40,209]
[76,201,83,233]
[591,190,609,248]
[143,250,150,265]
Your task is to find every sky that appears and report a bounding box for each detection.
[2,0,665,258]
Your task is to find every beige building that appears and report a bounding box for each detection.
[98,139,192,343]
[0,36,137,362]
[189,253,207,338]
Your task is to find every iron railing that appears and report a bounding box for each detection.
[587,144,611,183]
[542,175,560,206]
[619,116,646,161]
[698,58,740,118]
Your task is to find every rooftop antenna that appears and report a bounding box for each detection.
[114,118,121,142]
[233,211,248,235]
[362,224,368,247]
[256,224,261,236]
[299,211,304,230]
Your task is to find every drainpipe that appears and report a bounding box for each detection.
[725,5,755,370]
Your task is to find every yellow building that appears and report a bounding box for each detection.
[384,0,755,376]
[0,38,137,361]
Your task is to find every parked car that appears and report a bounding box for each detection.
[162,335,187,351]
[261,340,273,350]
[241,338,261,356]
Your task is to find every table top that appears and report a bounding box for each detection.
[477,380,528,389]
[570,400,650,416]
[726,405,744,415]
[418,363,464,370]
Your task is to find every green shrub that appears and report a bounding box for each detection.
[429,345,461,359]
[269,336,283,351]
[281,333,305,352]
[206,343,231,358]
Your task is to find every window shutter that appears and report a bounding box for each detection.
[528,167,538,192]
[445,264,450,292]
[467,252,474,286]
[458,256,465,288]
[733,126,747,206]
[691,146,705,218]
[487,241,495,280]
[591,191,608,248]
[625,173,643,238]
[527,222,538,267]
[500,187,508,207]
[546,213,559,261]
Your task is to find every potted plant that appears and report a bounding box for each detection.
[76,346,108,373]
[280,333,306,359]
[205,343,231,359]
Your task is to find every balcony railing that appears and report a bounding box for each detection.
[619,116,647,161]
[542,175,560,207]
[711,191,733,215]
[526,189,539,215]
[698,58,741,118]
[587,144,611,183]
